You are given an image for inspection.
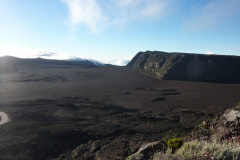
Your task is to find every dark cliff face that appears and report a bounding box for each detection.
[127,51,240,83]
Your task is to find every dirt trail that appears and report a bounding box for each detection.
[0,111,10,125]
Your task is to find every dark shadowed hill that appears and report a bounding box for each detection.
[127,51,240,83]
[0,56,113,73]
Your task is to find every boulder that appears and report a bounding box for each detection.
[71,140,101,159]
[214,108,240,141]
[126,141,167,160]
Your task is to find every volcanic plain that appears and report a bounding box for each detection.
[0,59,239,160]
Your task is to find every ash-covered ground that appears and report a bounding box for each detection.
[0,64,239,159]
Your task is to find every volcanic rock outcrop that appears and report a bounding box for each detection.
[127,51,240,83]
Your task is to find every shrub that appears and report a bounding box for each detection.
[167,138,183,151]
[236,102,240,109]
[154,136,240,160]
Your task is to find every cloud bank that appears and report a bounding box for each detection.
[62,0,240,32]
[0,44,40,58]
[61,0,171,32]
[0,44,130,66]
[99,57,132,66]
[61,0,107,32]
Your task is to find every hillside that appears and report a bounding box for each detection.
[0,56,113,73]
[127,51,240,83]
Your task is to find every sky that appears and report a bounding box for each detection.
[0,0,240,65]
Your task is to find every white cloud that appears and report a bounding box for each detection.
[0,44,79,60]
[61,0,172,32]
[99,55,133,66]
[0,44,132,66]
[61,0,107,32]
[185,0,240,30]
[205,50,216,55]
[0,44,40,58]
[100,58,130,66]
[140,0,169,19]
[34,51,84,60]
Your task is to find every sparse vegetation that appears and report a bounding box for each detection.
[153,104,240,160]
[154,136,240,160]
[167,138,183,152]
[236,102,240,109]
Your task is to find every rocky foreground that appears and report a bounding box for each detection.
[122,105,240,160]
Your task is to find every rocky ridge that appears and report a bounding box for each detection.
[127,51,240,83]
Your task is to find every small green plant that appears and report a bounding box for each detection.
[167,138,183,151]
[236,102,240,109]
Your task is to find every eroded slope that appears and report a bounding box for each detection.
[127,51,240,83]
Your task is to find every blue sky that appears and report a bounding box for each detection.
[0,0,240,65]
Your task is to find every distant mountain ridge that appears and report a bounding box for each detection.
[34,52,108,66]
[127,51,240,83]
[32,52,131,66]
[0,56,112,73]
[0,52,130,66]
